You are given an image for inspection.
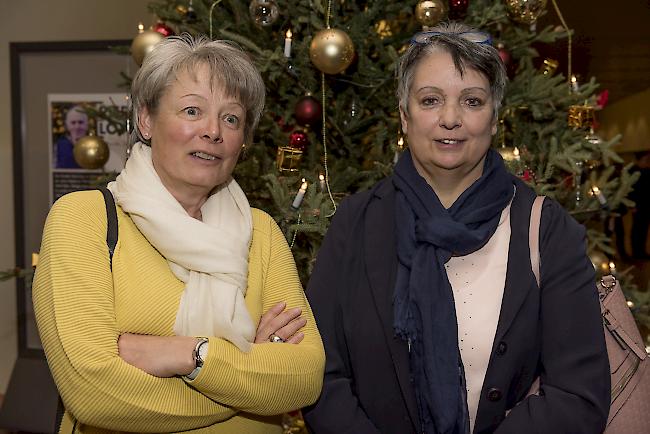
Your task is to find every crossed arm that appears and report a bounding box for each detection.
[33,192,324,432]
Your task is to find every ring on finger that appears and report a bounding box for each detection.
[269,333,285,343]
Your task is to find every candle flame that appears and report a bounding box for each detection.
[286,29,292,39]
[591,186,600,195]
[319,174,325,181]
[300,181,308,190]
[513,147,520,156]
[138,22,145,33]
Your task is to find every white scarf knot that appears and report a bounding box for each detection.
[108,142,255,352]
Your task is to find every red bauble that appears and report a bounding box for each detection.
[596,90,609,109]
[520,169,534,182]
[497,43,511,67]
[289,130,309,151]
[153,21,175,37]
[448,0,469,20]
[294,95,322,127]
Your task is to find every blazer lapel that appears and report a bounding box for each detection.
[492,188,535,348]
[363,181,419,427]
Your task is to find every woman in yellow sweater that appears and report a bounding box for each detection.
[33,34,324,433]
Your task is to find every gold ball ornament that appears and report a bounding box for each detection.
[415,0,448,28]
[309,28,355,75]
[131,30,165,67]
[505,0,548,25]
[73,135,110,170]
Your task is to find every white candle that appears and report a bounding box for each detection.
[319,174,325,192]
[292,180,308,209]
[513,146,520,161]
[284,29,292,58]
[394,137,405,164]
[609,261,616,274]
[591,186,607,205]
[571,75,579,93]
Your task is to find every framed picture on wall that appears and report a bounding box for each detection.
[48,94,128,203]
[10,40,134,357]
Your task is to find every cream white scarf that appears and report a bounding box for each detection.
[107,142,255,352]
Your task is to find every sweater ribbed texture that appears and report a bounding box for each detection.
[33,190,324,434]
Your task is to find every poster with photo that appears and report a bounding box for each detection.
[48,93,129,203]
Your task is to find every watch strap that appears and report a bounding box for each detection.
[184,337,209,381]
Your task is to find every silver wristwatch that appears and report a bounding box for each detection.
[185,337,209,381]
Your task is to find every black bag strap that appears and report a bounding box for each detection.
[97,187,118,269]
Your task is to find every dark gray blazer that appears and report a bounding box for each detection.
[304,176,610,434]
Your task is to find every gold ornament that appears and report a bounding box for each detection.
[375,20,393,39]
[131,29,165,67]
[505,0,547,25]
[415,0,448,28]
[73,135,110,169]
[540,58,559,76]
[276,146,303,172]
[568,105,595,129]
[309,28,355,75]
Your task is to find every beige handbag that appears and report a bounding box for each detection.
[529,196,650,433]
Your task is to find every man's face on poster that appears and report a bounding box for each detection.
[65,107,89,143]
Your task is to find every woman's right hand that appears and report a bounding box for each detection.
[255,302,306,344]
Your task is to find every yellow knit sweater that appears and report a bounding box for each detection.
[33,190,325,434]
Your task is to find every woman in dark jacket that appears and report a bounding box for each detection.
[303,21,610,434]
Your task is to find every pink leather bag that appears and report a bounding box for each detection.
[528,196,650,433]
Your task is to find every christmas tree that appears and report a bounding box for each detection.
[135,0,647,328]
[6,1,643,335]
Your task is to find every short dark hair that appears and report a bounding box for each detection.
[397,21,507,119]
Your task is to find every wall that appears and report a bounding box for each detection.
[0,0,151,394]
[600,88,650,153]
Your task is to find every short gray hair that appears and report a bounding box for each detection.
[396,21,507,119]
[130,34,265,145]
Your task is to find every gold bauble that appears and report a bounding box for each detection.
[309,28,355,75]
[588,250,611,276]
[73,135,110,170]
[131,30,165,66]
[415,0,448,28]
[505,0,548,25]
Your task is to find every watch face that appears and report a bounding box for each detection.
[197,339,209,365]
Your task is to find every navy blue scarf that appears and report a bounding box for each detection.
[393,149,513,434]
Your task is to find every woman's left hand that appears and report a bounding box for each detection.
[255,301,306,344]
[118,333,197,377]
